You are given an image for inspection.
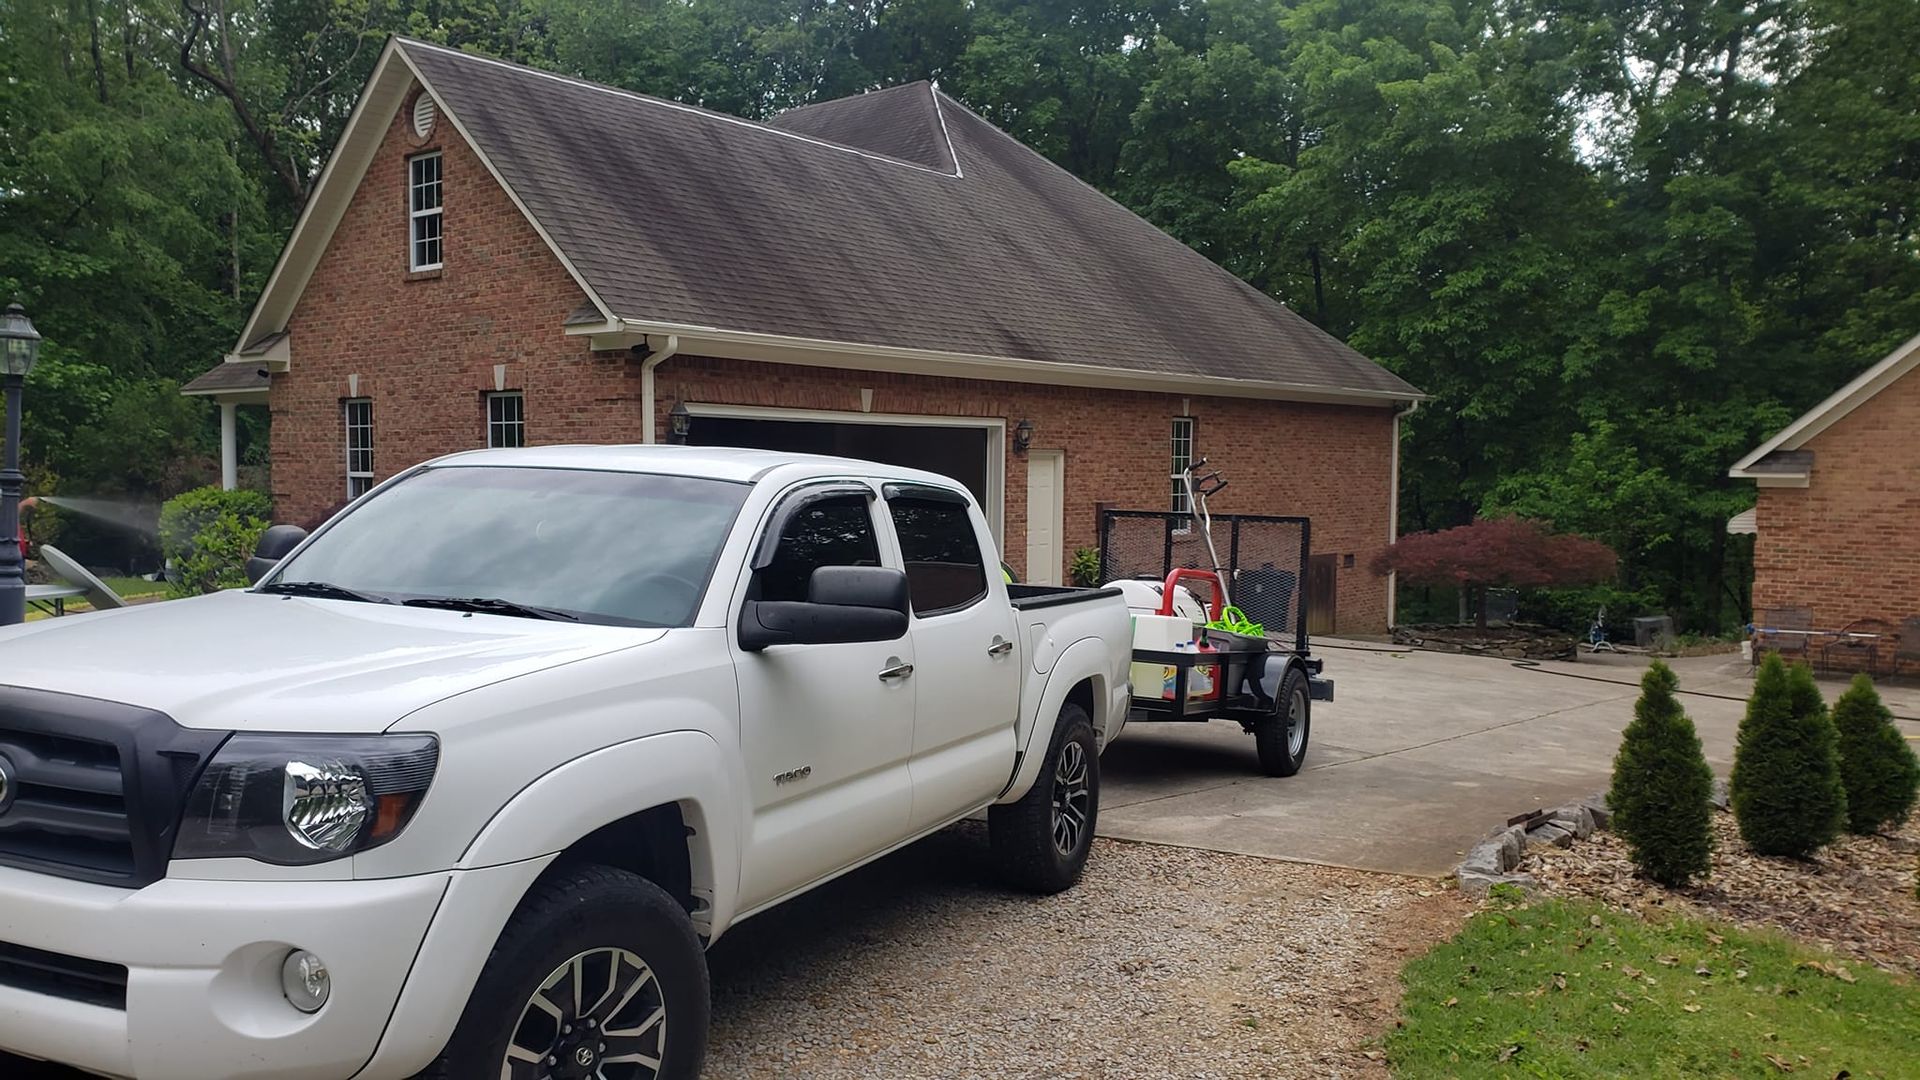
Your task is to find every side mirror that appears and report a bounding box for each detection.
[246,524,309,585]
[739,565,911,651]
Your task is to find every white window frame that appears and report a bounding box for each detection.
[1170,415,1196,528]
[486,391,525,449]
[409,152,443,271]
[345,398,374,498]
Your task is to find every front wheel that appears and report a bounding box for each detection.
[417,866,709,1080]
[1254,665,1311,777]
[988,703,1100,894]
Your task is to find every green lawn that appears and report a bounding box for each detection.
[1389,895,1920,1078]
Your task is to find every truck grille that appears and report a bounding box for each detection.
[0,686,228,888]
[0,730,134,879]
[0,939,128,1010]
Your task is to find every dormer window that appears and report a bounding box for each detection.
[409,152,443,271]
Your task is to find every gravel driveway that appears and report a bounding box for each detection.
[705,825,1467,1079]
[2,829,1466,1080]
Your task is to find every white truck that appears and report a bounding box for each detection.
[0,446,1133,1080]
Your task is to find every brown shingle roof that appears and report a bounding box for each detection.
[182,362,271,395]
[399,40,1419,401]
[770,82,958,173]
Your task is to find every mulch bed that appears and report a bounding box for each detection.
[1526,811,1920,978]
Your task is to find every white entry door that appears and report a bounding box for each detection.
[1025,450,1065,585]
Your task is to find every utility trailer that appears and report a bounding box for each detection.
[1099,505,1334,777]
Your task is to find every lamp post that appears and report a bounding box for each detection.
[0,303,42,627]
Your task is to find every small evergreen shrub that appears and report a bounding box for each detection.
[159,486,272,597]
[1832,674,1920,834]
[1730,655,1848,857]
[1607,660,1715,886]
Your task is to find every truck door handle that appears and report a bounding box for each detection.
[987,638,1014,658]
[877,662,915,682]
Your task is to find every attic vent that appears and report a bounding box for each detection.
[412,94,437,138]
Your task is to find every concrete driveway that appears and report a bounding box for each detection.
[1097,643,1920,877]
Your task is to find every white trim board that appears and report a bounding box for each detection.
[594,324,1419,408]
[683,403,1006,543]
[1729,329,1920,481]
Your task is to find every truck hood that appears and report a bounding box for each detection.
[0,590,664,732]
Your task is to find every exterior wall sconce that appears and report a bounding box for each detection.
[667,401,692,444]
[1012,418,1035,455]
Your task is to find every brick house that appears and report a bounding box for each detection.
[184,38,1423,632]
[1730,331,1920,637]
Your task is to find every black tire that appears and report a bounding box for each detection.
[1255,665,1311,777]
[988,703,1099,894]
[416,865,709,1080]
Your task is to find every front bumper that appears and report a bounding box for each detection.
[0,865,450,1080]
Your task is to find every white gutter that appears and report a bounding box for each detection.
[1386,399,1419,628]
[638,334,681,444]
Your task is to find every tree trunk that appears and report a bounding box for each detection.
[1473,586,1489,634]
[85,0,109,103]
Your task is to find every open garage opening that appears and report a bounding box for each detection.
[683,409,1003,540]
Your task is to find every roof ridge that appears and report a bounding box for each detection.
[396,37,962,178]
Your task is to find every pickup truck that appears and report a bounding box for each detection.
[0,446,1133,1080]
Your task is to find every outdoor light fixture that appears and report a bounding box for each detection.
[1012,418,1035,455]
[667,401,692,444]
[0,303,40,377]
[0,302,40,626]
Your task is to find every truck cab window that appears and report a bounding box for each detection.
[888,497,988,615]
[756,494,880,602]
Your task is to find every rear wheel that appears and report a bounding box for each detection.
[417,866,708,1080]
[988,703,1099,894]
[1254,666,1310,777]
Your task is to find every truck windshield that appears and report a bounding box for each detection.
[265,466,750,627]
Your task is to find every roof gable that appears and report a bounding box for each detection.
[1730,330,1920,481]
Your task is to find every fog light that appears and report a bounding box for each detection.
[282,949,331,1013]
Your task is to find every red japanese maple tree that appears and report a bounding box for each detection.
[1372,518,1618,631]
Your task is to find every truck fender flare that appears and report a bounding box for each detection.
[997,636,1109,804]
[457,729,744,934]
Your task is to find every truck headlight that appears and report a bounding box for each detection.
[175,735,439,864]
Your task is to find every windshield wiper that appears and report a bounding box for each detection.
[401,596,579,621]
[257,580,392,604]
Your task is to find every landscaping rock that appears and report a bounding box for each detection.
[1711,776,1730,811]
[1530,822,1576,848]
[1577,792,1612,830]
[1546,805,1596,841]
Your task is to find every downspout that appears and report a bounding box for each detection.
[637,334,681,444]
[1387,399,1419,629]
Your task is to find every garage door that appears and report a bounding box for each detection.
[687,413,992,511]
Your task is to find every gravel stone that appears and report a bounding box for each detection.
[704,825,1468,1078]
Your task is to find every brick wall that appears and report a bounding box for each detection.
[271,80,1400,632]
[270,83,627,521]
[1753,363,1920,632]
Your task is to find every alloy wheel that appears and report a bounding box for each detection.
[1051,739,1091,857]
[501,947,668,1080]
